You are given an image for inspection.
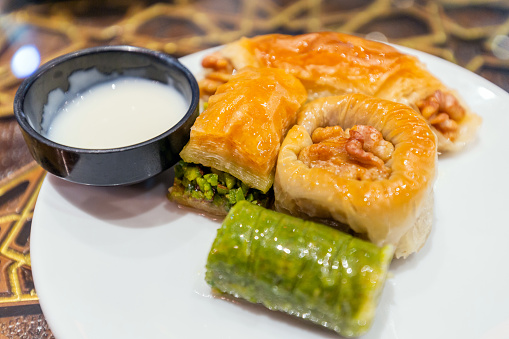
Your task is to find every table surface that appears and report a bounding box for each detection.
[0,0,508,337]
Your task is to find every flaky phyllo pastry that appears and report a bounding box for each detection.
[199,32,481,152]
[168,67,307,215]
[274,94,437,258]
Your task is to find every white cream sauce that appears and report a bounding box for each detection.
[44,77,188,149]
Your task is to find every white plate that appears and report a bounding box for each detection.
[31,46,509,339]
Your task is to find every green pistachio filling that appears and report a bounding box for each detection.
[172,160,272,210]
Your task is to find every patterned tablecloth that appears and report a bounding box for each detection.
[0,0,508,337]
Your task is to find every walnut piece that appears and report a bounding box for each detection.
[417,90,465,139]
[299,125,394,180]
[199,52,234,98]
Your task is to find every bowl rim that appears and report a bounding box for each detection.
[13,45,200,154]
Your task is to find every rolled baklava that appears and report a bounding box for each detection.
[274,94,438,258]
[206,201,393,337]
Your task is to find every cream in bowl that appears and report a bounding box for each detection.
[14,45,199,186]
[44,75,189,149]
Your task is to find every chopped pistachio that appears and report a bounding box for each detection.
[196,177,212,193]
[204,189,214,201]
[217,184,229,195]
[235,187,245,202]
[210,168,225,183]
[181,177,191,191]
[225,173,236,189]
[204,173,219,186]
[226,192,236,205]
[184,166,201,181]
[171,160,272,210]
[191,190,205,200]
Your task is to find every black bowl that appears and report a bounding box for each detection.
[13,45,199,186]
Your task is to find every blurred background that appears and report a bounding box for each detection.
[0,0,507,337]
